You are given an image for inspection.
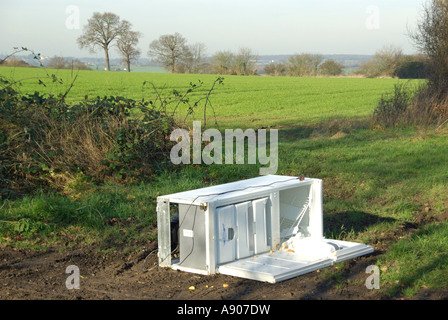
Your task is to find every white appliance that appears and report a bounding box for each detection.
[157,175,373,283]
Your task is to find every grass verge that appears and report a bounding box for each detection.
[0,68,446,297]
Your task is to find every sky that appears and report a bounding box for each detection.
[0,0,426,59]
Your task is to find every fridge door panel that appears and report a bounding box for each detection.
[253,197,270,254]
[235,201,253,259]
[217,205,237,265]
[218,238,373,283]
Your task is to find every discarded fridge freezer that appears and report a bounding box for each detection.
[157,175,373,283]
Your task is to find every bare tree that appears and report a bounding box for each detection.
[375,45,403,76]
[357,45,403,78]
[264,61,288,76]
[46,56,91,70]
[161,42,207,74]
[148,32,189,73]
[70,59,91,70]
[46,56,68,69]
[287,54,323,76]
[410,0,448,87]
[186,42,207,74]
[319,59,344,76]
[210,50,235,74]
[77,12,128,71]
[233,47,258,75]
[117,21,141,72]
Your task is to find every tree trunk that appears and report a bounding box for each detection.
[127,58,131,72]
[104,47,110,71]
[171,50,175,73]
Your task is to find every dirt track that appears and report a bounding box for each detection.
[3,208,448,301]
[2,240,445,302]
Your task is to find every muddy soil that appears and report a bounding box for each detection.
[0,243,370,300]
[1,239,446,302]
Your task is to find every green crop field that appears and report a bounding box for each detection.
[1,66,447,298]
[0,66,411,128]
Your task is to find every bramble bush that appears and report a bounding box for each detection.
[0,87,172,192]
[0,74,222,195]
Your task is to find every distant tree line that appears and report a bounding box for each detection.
[76,12,259,75]
[45,56,91,70]
[264,54,344,77]
[0,58,34,68]
[263,49,429,79]
[355,45,429,79]
[74,12,430,79]
[209,48,258,75]
[147,33,259,75]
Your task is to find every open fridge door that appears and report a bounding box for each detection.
[217,178,374,283]
[218,237,373,283]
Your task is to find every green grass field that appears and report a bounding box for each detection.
[1,66,447,297]
[0,66,410,128]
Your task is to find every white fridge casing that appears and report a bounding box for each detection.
[157,175,373,283]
